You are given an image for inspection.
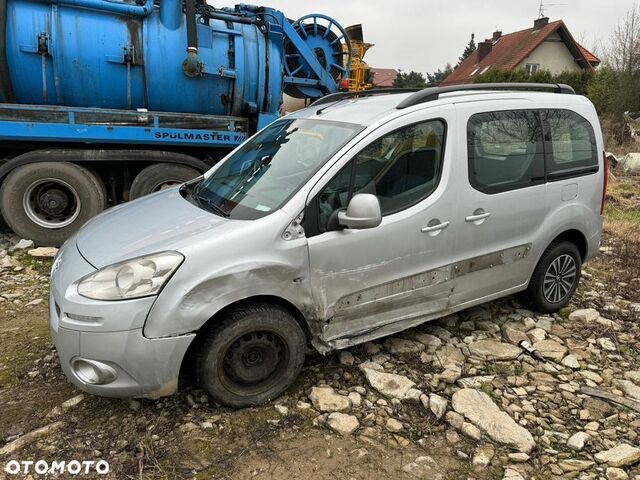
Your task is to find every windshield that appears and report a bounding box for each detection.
[192,119,363,220]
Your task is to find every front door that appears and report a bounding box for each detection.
[450,106,548,306]
[306,107,460,350]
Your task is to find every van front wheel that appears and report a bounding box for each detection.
[525,241,582,313]
[196,304,307,408]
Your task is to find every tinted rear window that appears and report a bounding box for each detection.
[542,109,598,176]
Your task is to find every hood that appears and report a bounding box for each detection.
[76,188,230,268]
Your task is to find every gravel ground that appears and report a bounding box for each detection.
[0,177,639,480]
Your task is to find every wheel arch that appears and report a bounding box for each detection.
[179,294,312,381]
[547,228,588,261]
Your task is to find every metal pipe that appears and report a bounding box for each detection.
[159,0,182,30]
[56,0,154,17]
[0,0,15,102]
[182,0,200,77]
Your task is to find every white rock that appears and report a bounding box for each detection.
[28,247,58,258]
[503,468,525,480]
[527,327,547,343]
[567,431,589,451]
[347,391,362,407]
[434,345,465,368]
[468,340,521,360]
[595,444,640,467]
[338,351,355,366]
[615,379,640,401]
[9,239,34,252]
[460,422,482,441]
[457,375,496,388]
[25,298,44,307]
[326,413,359,436]
[598,337,617,351]
[452,389,535,453]
[624,370,640,385]
[508,452,530,462]
[414,333,442,349]
[274,405,289,416]
[385,418,403,433]
[472,444,494,470]
[429,394,448,419]
[569,308,600,322]
[532,339,567,362]
[308,386,351,412]
[360,367,416,400]
[439,365,462,384]
[61,394,85,410]
[561,354,581,369]
[606,467,629,480]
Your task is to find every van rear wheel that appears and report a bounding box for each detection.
[525,241,582,313]
[196,304,307,408]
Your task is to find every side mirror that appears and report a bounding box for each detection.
[338,193,382,230]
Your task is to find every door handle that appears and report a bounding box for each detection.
[421,221,450,233]
[465,211,491,223]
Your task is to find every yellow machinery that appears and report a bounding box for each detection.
[345,25,374,92]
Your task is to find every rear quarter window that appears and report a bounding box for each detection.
[542,109,598,179]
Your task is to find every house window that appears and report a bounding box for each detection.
[525,63,540,75]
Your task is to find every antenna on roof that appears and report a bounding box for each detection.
[538,0,568,18]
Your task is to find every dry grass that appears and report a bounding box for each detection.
[599,175,640,302]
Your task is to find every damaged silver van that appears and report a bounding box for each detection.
[50,84,606,407]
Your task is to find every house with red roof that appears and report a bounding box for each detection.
[442,17,600,86]
[370,68,399,87]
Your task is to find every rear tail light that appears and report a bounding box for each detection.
[601,151,608,215]
[339,79,350,90]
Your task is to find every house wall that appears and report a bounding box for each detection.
[517,32,581,73]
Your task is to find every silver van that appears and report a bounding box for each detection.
[50,84,607,407]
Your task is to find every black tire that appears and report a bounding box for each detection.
[0,162,107,247]
[525,241,582,313]
[196,303,307,408]
[129,163,200,200]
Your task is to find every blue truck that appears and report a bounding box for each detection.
[0,0,352,245]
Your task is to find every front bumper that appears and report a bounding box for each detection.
[50,241,195,398]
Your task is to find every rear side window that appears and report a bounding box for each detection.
[542,109,598,178]
[467,110,545,194]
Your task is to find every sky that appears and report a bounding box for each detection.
[261,0,635,74]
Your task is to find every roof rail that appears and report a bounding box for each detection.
[311,88,422,107]
[396,83,576,110]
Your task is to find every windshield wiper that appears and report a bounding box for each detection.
[192,180,231,218]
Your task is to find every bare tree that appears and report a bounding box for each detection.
[605,4,640,73]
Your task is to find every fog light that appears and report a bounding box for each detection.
[71,358,117,385]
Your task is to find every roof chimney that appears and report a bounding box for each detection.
[477,41,493,61]
[492,30,502,41]
[533,17,549,30]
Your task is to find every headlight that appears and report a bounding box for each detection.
[78,251,184,301]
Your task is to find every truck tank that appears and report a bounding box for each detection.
[0,0,350,122]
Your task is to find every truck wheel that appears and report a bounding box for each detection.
[196,303,307,408]
[525,241,582,313]
[129,163,200,200]
[0,162,106,247]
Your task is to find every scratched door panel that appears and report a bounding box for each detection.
[307,106,459,349]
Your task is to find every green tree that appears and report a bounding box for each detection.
[458,34,476,66]
[393,71,427,88]
[426,64,454,87]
